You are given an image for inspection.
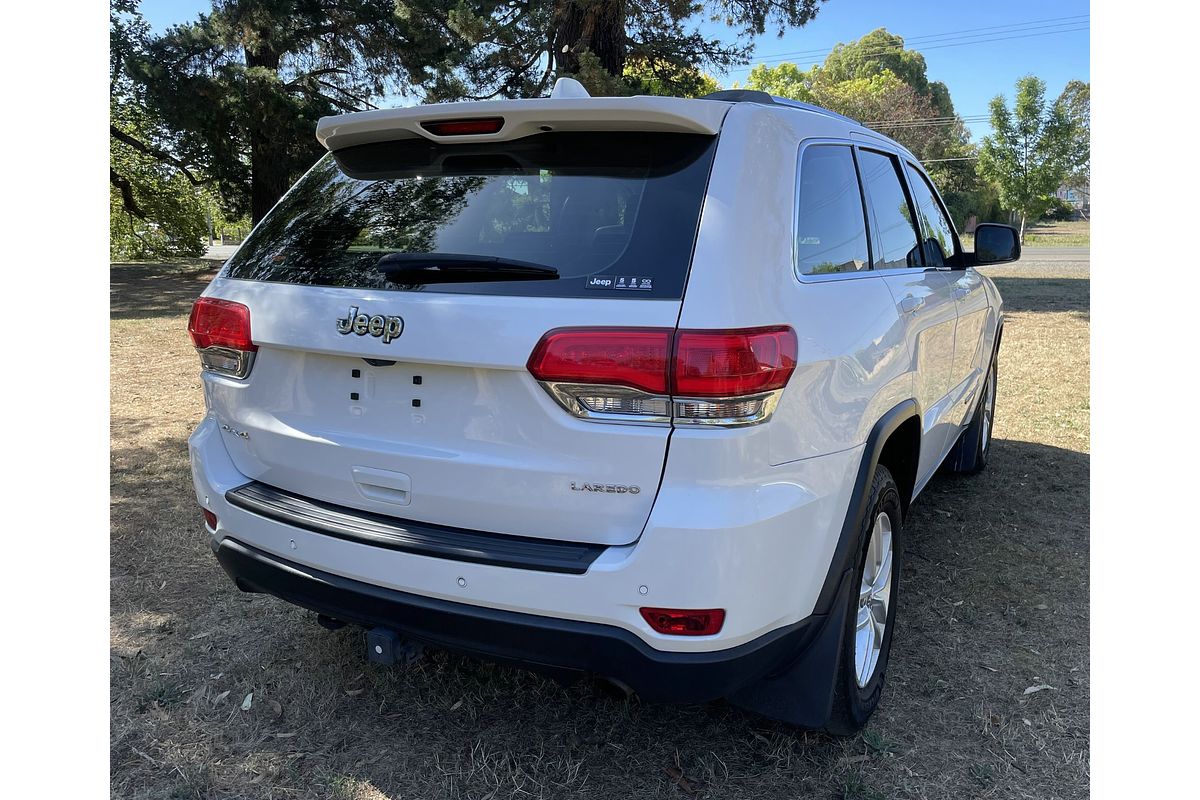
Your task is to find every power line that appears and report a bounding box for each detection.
[727,24,1088,74]
[748,14,1089,62]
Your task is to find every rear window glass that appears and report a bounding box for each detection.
[222,132,718,299]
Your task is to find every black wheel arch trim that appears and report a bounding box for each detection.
[812,398,920,619]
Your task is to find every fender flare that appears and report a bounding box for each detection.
[727,399,920,727]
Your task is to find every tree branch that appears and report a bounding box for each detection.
[109,125,212,186]
[110,168,147,220]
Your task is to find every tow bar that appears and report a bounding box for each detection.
[365,626,424,666]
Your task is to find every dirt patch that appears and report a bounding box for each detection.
[111,258,1089,799]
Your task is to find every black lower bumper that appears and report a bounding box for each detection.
[213,537,823,704]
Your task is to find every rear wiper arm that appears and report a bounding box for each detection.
[375,253,558,283]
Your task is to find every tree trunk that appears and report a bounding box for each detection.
[1018,213,1027,244]
[553,0,627,76]
[245,43,290,223]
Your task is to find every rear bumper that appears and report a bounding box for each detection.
[190,413,861,652]
[215,536,819,702]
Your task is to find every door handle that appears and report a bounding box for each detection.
[900,296,925,314]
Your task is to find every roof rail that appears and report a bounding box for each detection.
[699,90,861,126]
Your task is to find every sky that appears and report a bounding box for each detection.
[137,0,1090,141]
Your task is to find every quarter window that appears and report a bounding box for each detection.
[857,149,922,270]
[905,163,958,267]
[794,145,870,275]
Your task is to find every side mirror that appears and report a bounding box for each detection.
[971,223,1021,265]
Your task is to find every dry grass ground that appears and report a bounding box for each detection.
[111,254,1089,799]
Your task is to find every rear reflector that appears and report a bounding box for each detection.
[640,607,726,636]
[527,328,670,395]
[674,327,797,397]
[420,117,505,136]
[188,297,256,352]
[202,509,218,530]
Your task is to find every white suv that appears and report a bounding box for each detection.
[188,80,1017,734]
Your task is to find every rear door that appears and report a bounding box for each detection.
[903,161,992,407]
[855,147,960,484]
[202,131,718,546]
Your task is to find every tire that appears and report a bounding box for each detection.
[953,354,998,475]
[825,464,903,735]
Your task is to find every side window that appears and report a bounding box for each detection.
[794,145,870,275]
[904,163,958,267]
[857,149,922,270]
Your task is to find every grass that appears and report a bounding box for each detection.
[111,255,1089,799]
[962,218,1090,249]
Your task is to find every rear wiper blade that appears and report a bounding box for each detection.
[374,253,558,283]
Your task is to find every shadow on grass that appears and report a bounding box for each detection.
[111,430,1089,799]
[991,276,1090,315]
[111,261,219,321]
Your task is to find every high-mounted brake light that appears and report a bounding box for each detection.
[640,607,726,636]
[528,326,797,427]
[188,297,257,379]
[420,117,505,136]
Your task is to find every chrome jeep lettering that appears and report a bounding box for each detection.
[336,307,405,343]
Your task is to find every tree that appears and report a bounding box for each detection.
[977,76,1080,241]
[440,1,827,101]
[741,29,1002,228]
[1056,79,1090,208]
[121,1,466,222]
[111,1,213,259]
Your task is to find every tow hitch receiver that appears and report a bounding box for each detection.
[366,627,424,666]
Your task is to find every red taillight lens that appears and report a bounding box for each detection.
[420,117,505,136]
[673,326,797,397]
[527,328,671,394]
[188,298,257,352]
[202,509,218,529]
[640,607,726,636]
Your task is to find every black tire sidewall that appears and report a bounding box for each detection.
[831,465,903,731]
[974,357,998,469]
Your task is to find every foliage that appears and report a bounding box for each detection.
[110,97,213,260]
[624,58,721,98]
[120,0,466,222]
[441,1,826,100]
[111,2,211,260]
[740,28,997,228]
[1056,79,1090,201]
[977,75,1082,240]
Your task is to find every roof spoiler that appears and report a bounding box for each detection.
[316,79,729,151]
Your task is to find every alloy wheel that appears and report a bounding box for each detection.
[855,511,894,687]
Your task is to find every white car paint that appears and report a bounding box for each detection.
[189,88,1004,655]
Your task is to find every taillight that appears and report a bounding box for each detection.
[188,297,257,379]
[674,327,796,396]
[202,509,218,530]
[640,607,726,636]
[527,326,796,427]
[420,117,505,136]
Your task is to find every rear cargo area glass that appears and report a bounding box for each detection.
[223,132,718,299]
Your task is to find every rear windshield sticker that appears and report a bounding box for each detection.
[586,275,653,291]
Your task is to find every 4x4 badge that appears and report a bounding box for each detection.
[336,306,404,343]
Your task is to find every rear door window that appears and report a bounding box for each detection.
[856,149,923,270]
[794,145,870,275]
[222,132,717,299]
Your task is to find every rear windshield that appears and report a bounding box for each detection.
[222,132,718,299]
